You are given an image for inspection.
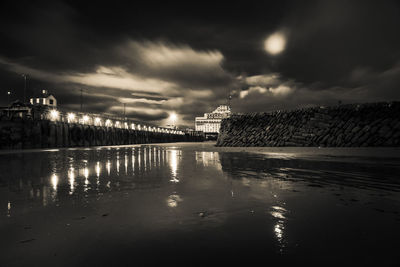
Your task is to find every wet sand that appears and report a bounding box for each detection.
[0,142,399,266]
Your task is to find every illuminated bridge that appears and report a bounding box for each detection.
[0,106,204,149]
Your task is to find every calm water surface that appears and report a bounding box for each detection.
[0,143,399,266]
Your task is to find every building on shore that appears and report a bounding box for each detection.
[30,90,57,107]
[195,105,231,138]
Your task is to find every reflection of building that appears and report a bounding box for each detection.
[195,105,231,134]
[195,151,222,171]
[30,90,57,107]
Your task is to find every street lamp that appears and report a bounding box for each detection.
[7,91,11,104]
[123,103,126,118]
[169,113,177,129]
[21,74,27,104]
[67,113,76,123]
[95,117,101,126]
[82,115,89,124]
[50,110,59,121]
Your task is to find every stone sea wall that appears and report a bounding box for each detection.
[216,102,400,147]
[0,119,204,149]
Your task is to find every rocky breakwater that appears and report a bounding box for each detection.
[216,102,400,147]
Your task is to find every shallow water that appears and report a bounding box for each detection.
[0,143,399,266]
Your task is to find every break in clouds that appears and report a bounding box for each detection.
[0,0,399,127]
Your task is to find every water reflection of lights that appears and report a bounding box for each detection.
[195,151,222,171]
[166,194,182,207]
[107,160,111,176]
[158,148,161,167]
[131,152,135,172]
[262,152,296,160]
[144,148,147,171]
[84,167,89,179]
[96,161,101,178]
[270,205,288,252]
[169,150,179,183]
[148,148,151,170]
[124,154,128,175]
[43,187,48,206]
[274,222,284,240]
[68,167,75,194]
[270,206,286,219]
[153,147,157,167]
[116,154,120,175]
[84,167,90,191]
[51,174,58,191]
[7,201,11,217]
[138,150,141,171]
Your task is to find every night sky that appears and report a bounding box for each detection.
[1,0,399,127]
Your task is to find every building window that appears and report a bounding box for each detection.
[49,99,54,105]
[43,99,46,104]
[36,99,40,104]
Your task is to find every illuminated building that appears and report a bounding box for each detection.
[30,90,57,107]
[195,105,231,134]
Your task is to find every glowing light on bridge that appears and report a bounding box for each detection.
[82,115,90,124]
[57,109,186,138]
[94,117,102,126]
[169,113,177,122]
[67,113,76,123]
[50,110,59,121]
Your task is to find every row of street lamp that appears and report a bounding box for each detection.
[4,84,181,134]
[48,109,184,135]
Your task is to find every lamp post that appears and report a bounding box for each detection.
[80,88,83,112]
[7,91,11,104]
[123,103,126,119]
[21,74,28,104]
[169,113,177,129]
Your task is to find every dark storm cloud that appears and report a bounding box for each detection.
[276,0,400,86]
[0,0,399,127]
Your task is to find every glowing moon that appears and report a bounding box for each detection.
[264,32,286,55]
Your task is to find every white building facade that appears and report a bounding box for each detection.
[195,105,231,133]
